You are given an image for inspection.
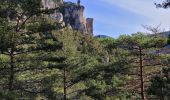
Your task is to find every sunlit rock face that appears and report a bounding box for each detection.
[41,0,64,23]
[86,18,93,35]
[42,0,64,8]
[64,3,87,33]
[51,12,63,23]
[42,0,56,9]
[41,0,93,35]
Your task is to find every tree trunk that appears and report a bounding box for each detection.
[63,66,67,100]
[139,47,145,100]
[9,49,14,91]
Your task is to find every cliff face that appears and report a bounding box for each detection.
[42,0,56,9]
[41,0,93,35]
[86,18,93,34]
[42,0,63,8]
[64,3,87,33]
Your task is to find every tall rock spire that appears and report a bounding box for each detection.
[77,0,80,6]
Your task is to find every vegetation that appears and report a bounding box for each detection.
[148,57,170,100]
[156,0,170,8]
[0,0,169,100]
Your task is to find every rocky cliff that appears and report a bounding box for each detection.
[86,18,93,34]
[42,0,93,35]
[42,0,63,8]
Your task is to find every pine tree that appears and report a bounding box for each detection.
[0,0,62,99]
[117,33,167,100]
[148,58,170,100]
[48,28,105,99]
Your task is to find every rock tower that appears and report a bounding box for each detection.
[86,18,93,34]
[41,0,93,35]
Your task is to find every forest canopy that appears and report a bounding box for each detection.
[0,0,170,100]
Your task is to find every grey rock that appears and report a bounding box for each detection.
[41,0,93,34]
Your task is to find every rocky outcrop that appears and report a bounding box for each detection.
[42,0,63,8]
[42,0,56,9]
[86,18,93,34]
[41,0,93,35]
[64,2,87,33]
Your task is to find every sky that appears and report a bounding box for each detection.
[65,0,170,38]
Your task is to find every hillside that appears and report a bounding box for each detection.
[0,0,170,100]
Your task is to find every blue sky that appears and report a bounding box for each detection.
[65,0,170,38]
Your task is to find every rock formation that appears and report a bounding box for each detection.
[64,2,87,33]
[42,0,56,9]
[42,0,64,8]
[86,18,93,34]
[41,0,93,35]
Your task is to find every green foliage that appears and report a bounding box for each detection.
[116,33,168,99]
[117,32,167,49]
[0,1,168,99]
[148,58,170,100]
[97,37,117,53]
[0,92,17,100]
[0,0,63,99]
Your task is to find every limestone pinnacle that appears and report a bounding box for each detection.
[77,0,80,6]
